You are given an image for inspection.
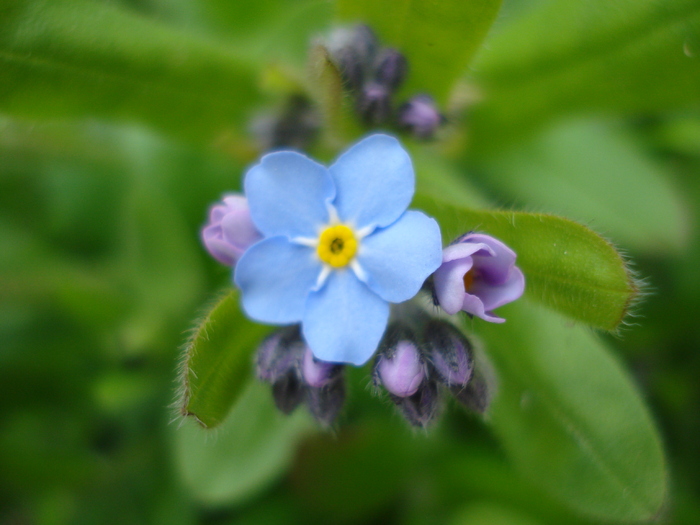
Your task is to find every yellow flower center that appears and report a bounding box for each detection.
[317,225,358,268]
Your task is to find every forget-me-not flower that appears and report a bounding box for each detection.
[235,134,443,365]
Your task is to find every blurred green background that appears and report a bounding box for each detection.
[1,0,699,524]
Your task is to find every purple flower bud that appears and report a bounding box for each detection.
[268,95,320,151]
[396,95,444,140]
[334,47,367,92]
[301,347,342,388]
[201,195,262,266]
[394,380,440,428]
[357,82,392,125]
[423,319,473,387]
[256,325,305,383]
[374,324,424,397]
[376,341,424,397]
[433,233,525,323]
[450,369,490,413]
[350,25,379,62]
[306,376,345,426]
[374,48,408,92]
[272,370,305,415]
[328,25,378,92]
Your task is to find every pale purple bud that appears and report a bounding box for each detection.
[374,324,424,397]
[433,233,525,323]
[201,195,262,266]
[272,371,305,415]
[306,376,345,426]
[423,320,473,387]
[357,82,392,125]
[376,342,424,397]
[374,48,407,92]
[256,326,305,383]
[451,369,490,413]
[396,95,444,139]
[394,380,440,428]
[301,347,342,388]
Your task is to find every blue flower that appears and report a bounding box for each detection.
[235,134,443,365]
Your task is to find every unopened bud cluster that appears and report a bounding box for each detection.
[255,315,490,428]
[256,325,344,426]
[373,318,489,428]
[328,25,445,139]
[252,94,320,152]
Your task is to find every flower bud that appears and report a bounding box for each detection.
[423,319,473,387]
[357,82,392,125]
[255,325,305,383]
[306,376,345,426]
[395,380,440,428]
[433,232,525,323]
[396,95,444,140]
[333,47,366,92]
[374,48,408,92]
[328,24,378,92]
[374,323,425,397]
[272,370,305,415]
[301,347,342,388]
[266,95,320,151]
[450,369,490,413]
[201,195,262,266]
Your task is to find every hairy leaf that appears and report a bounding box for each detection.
[179,289,270,428]
[413,194,637,330]
[307,43,363,144]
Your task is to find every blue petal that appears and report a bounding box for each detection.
[329,134,414,230]
[357,211,442,303]
[234,237,321,323]
[303,270,389,366]
[245,151,335,238]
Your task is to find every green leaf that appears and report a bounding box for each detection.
[475,119,688,253]
[307,43,364,144]
[198,0,333,68]
[291,419,413,520]
[411,145,489,210]
[117,184,204,353]
[0,0,259,143]
[470,0,700,149]
[413,194,637,330]
[336,0,503,104]
[478,300,667,521]
[174,379,313,505]
[450,501,543,525]
[179,289,271,428]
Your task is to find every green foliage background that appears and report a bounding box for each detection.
[1,0,699,524]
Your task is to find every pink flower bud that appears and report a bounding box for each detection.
[376,340,425,397]
[301,347,341,388]
[201,194,262,266]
